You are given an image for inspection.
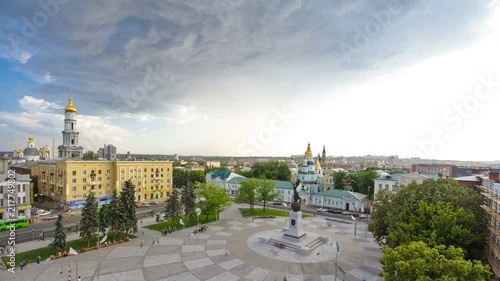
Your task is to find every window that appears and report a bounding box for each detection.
[0,199,3,206]
[161,168,163,172]
[121,169,124,174]
[167,168,170,172]
[83,194,86,198]
[98,192,102,196]
[83,186,87,191]
[97,177,101,181]
[72,195,76,199]
[98,185,102,189]
[151,168,154,172]
[107,184,110,188]
[72,187,76,192]
[107,169,110,174]
[83,178,86,182]
[72,171,76,176]
[107,177,110,181]
[72,179,76,183]
[98,170,102,174]
[83,170,86,175]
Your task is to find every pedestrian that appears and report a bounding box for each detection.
[142,230,145,236]
[68,265,71,273]
[152,239,155,245]
[20,260,25,270]
[283,276,287,281]
[78,276,82,281]
[68,275,71,281]
[36,256,41,264]
[157,238,159,244]
[140,240,144,247]
[60,266,63,274]
[225,249,227,256]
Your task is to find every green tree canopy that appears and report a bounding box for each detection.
[181,183,196,225]
[234,179,259,213]
[80,191,99,247]
[107,189,124,242]
[82,150,97,160]
[256,180,280,212]
[333,170,348,190]
[249,161,291,181]
[165,188,183,224]
[380,241,491,281]
[196,182,232,223]
[173,168,188,189]
[369,178,486,260]
[389,201,483,260]
[50,214,67,250]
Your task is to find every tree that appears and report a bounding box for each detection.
[196,182,232,223]
[188,170,205,185]
[119,180,137,234]
[107,190,123,242]
[98,204,109,236]
[234,179,259,214]
[333,170,348,190]
[369,178,486,260]
[388,201,483,260]
[380,241,491,281]
[181,183,196,226]
[82,150,96,160]
[165,188,182,225]
[173,168,188,189]
[249,161,291,181]
[256,180,280,212]
[357,170,378,197]
[50,214,66,250]
[80,191,99,247]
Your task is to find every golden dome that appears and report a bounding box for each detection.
[14,148,18,153]
[304,142,313,157]
[64,97,77,113]
[315,158,322,170]
[28,135,34,143]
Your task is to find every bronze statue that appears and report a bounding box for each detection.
[293,179,302,203]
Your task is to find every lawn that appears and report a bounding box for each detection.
[145,213,218,232]
[239,208,309,218]
[1,232,135,267]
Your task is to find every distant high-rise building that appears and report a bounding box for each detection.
[57,97,84,159]
[98,144,117,160]
[322,145,326,167]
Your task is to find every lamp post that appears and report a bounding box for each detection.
[196,208,201,245]
[282,203,288,223]
[91,189,100,279]
[331,241,339,281]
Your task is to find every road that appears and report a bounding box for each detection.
[0,204,166,244]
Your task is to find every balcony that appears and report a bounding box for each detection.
[89,181,97,185]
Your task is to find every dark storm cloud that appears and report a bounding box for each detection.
[0,0,492,117]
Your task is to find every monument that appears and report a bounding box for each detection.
[283,180,307,241]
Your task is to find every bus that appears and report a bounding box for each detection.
[0,217,30,231]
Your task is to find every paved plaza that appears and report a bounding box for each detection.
[1,205,383,281]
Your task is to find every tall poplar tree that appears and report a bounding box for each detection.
[165,188,182,225]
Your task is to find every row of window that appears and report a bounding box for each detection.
[0,196,27,206]
[0,185,27,193]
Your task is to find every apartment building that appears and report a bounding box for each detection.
[38,160,173,210]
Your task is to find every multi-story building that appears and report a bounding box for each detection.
[57,97,84,159]
[0,171,32,219]
[97,144,117,160]
[412,163,453,178]
[311,189,368,212]
[479,170,500,280]
[373,172,439,198]
[38,160,173,210]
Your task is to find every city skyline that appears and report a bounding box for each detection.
[1,1,500,161]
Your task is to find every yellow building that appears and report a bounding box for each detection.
[38,160,173,210]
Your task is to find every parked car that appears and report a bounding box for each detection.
[39,211,52,216]
[150,200,159,205]
[270,201,282,205]
[316,208,328,212]
[327,209,342,214]
[140,203,150,207]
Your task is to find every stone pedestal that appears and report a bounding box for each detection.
[283,211,307,242]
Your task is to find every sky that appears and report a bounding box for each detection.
[0,0,499,161]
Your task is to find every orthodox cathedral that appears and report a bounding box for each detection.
[57,97,84,159]
[295,143,325,206]
[12,135,51,164]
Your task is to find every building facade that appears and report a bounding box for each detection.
[311,189,368,212]
[97,144,117,160]
[58,97,84,159]
[412,163,453,178]
[0,171,32,219]
[373,172,439,198]
[479,171,500,280]
[38,160,173,210]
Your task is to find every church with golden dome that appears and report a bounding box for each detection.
[297,142,324,206]
[12,135,51,164]
[57,97,84,159]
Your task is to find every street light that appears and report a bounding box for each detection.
[282,203,288,223]
[196,208,201,245]
[331,241,339,281]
